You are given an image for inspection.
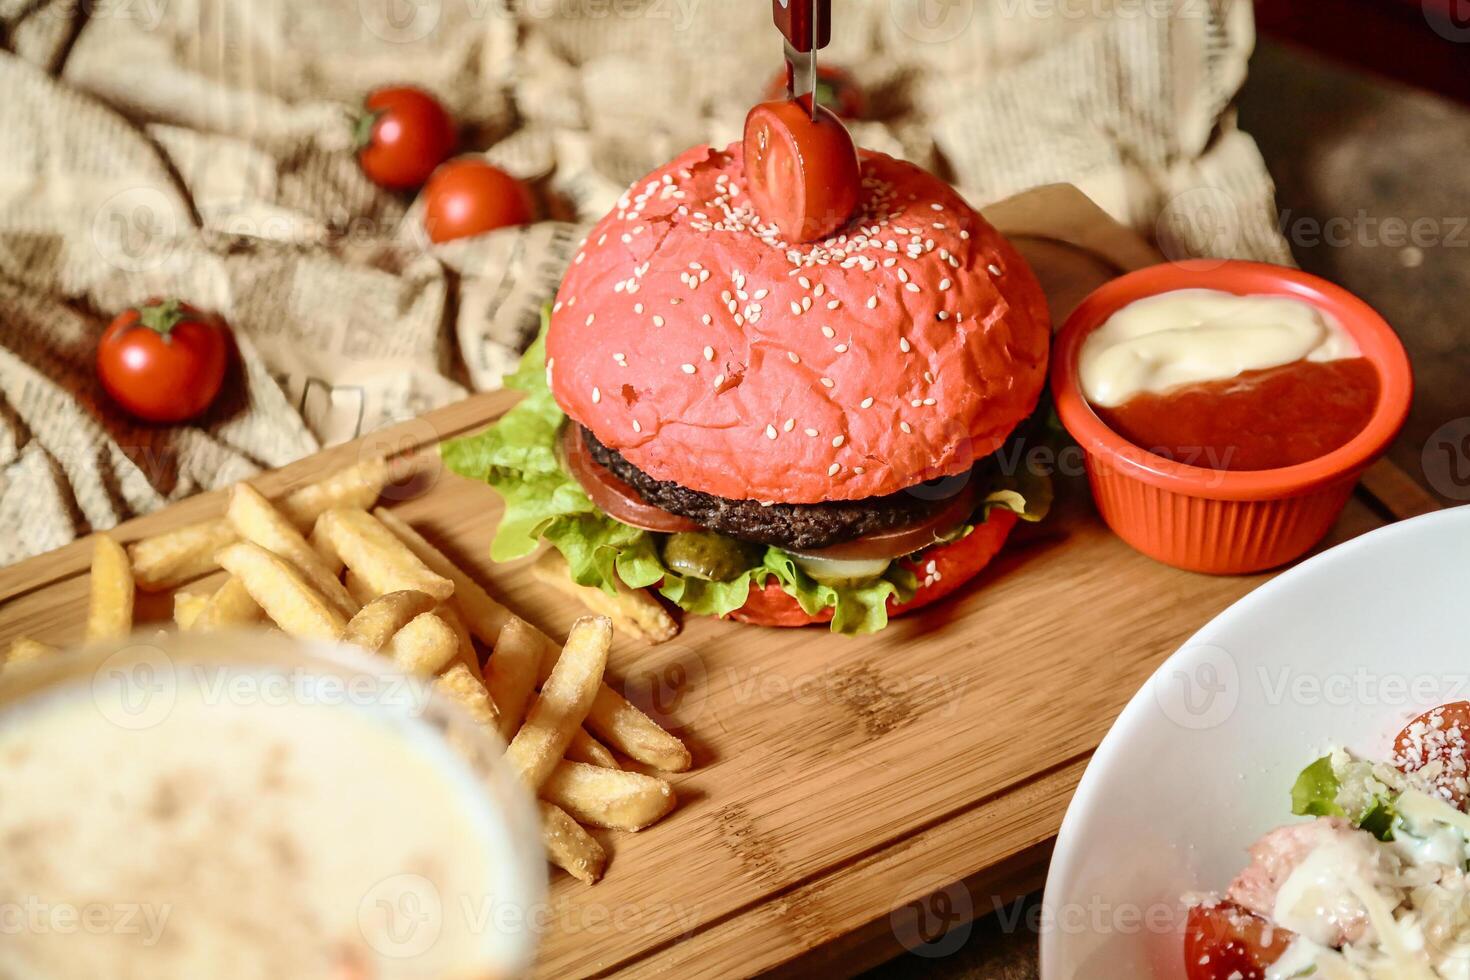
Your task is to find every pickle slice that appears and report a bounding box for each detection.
[661,532,761,582]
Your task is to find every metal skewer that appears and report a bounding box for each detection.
[773,0,831,119]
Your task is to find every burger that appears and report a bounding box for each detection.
[443,140,1051,634]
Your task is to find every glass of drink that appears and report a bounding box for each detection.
[0,631,545,980]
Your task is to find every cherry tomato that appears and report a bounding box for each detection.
[1183,901,1292,980]
[1394,701,1470,809]
[96,299,230,424]
[742,97,860,243]
[560,425,700,534]
[422,157,534,244]
[355,87,456,191]
[763,64,867,118]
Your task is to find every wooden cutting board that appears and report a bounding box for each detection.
[0,186,1438,978]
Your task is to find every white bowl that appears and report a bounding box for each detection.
[1041,504,1470,979]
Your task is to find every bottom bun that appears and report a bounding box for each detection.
[728,508,1020,628]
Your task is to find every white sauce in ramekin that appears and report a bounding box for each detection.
[1078,288,1359,408]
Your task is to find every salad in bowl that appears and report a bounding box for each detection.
[1188,702,1470,979]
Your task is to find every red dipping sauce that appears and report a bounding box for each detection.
[1093,357,1381,472]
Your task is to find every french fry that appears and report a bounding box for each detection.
[526,627,690,772]
[527,631,693,773]
[584,684,692,773]
[541,761,675,831]
[227,483,358,619]
[277,456,390,528]
[384,612,458,675]
[485,618,541,741]
[172,590,210,630]
[435,663,500,731]
[539,801,606,885]
[128,456,389,592]
[488,619,610,765]
[476,614,697,773]
[506,616,610,791]
[566,729,620,769]
[343,570,377,606]
[343,590,436,653]
[86,535,134,642]
[5,637,59,668]
[127,519,238,593]
[309,523,344,576]
[372,507,512,645]
[216,542,347,642]
[531,550,679,644]
[371,507,690,770]
[315,509,452,601]
[438,604,483,681]
[190,577,263,632]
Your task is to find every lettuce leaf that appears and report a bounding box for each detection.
[652,547,915,633]
[1358,798,1398,841]
[438,326,590,563]
[1290,752,1398,841]
[441,309,1040,635]
[981,396,1060,524]
[1291,756,1347,819]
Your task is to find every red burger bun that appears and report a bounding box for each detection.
[729,509,1019,628]
[546,143,1049,505]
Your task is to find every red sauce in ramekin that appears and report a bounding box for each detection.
[1052,260,1412,574]
[1092,357,1381,472]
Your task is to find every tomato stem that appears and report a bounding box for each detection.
[138,299,187,338]
[352,108,382,152]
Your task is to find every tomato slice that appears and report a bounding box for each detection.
[560,425,701,534]
[1183,901,1292,980]
[1394,701,1470,809]
[742,97,860,243]
[783,483,977,563]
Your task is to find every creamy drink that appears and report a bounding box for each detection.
[0,636,543,980]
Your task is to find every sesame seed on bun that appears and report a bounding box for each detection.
[546,142,1049,504]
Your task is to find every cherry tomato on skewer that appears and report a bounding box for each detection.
[96,299,230,424]
[422,157,535,244]
[742,96,861,244]
[356,86,456,191]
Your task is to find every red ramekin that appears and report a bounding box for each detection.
[1051,260,1413,574]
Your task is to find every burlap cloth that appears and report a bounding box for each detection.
[0,0,1289,565]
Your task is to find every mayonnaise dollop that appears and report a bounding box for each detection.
[1078,288,1359,408]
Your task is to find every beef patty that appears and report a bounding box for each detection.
[581,426,949,550]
